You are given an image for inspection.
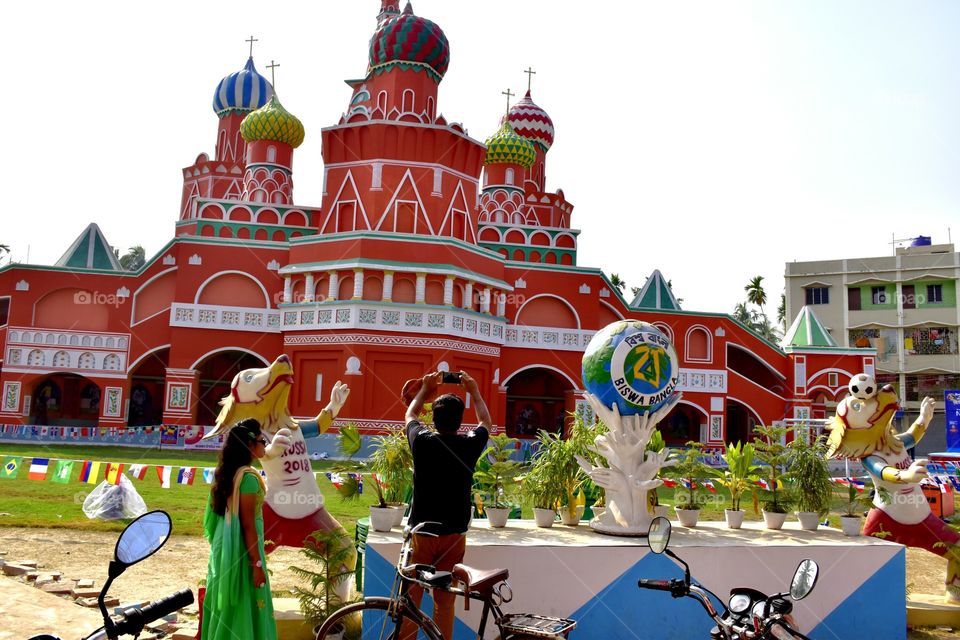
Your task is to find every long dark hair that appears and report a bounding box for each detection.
[210,418,261,515]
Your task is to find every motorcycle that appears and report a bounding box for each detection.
[637,517,819,640]
[28,509,194,640]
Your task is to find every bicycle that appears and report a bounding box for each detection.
[315,521,577,639]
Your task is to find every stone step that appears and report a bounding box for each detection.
[41,580,77,594]
[71,587,102,599]
[2,563,31,576]
[77,595,119,608]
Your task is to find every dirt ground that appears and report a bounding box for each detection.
[3,527,960,638]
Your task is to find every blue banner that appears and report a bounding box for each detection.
[947,390,960,452]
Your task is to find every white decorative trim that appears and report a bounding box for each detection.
[15,280,29,291]
[514,278,527,289]
[684,325,714,363]
[162,255,176,265]
[194,270,270,307]
[170,303,281,334]
[267,260,280,271]
[2,381,21,413]
[345,356,362,376]
[115,287,130,298]
[675,368,727,393]
[284,333,501,357]
[515,294,582,329]
[130,266,178,327]
[501,364,579,389]
[504,325,595,352]
[709,415,724,442]
[187,347,270,371]
[103,386,123,418]
[710,396,724,412]
[579,284,591,294]
[599,288,610,298]
[188,254,202,265]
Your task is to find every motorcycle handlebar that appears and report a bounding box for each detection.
[768,619,812,640]
[111,589,194,637]
[637,579,674,592]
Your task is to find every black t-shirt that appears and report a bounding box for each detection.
[406,420,489,535]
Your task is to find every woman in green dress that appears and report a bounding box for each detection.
[202,418,276,640]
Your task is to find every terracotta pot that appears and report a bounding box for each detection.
[724,509,745,529]
[533,507,556,528]
[485,507,510,528]
[762,510,787,530]
[369,506,395,532]
[559,505,585,526]
[840,515,862,536]
[675,507,700,527]
[796,511,820,531]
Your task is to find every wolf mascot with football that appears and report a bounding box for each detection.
[827,373,956,601]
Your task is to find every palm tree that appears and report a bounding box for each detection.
[745,276,767,317]
[733,302,752,325]
[608,273,626,293]
[119,245,146,271]
[777,293,786,331]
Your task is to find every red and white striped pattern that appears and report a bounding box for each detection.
[502,90,555,151]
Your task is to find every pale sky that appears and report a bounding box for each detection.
[2,1,958,317]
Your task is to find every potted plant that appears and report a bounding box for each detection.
[337,424,394,532]
[667,441,711,527]
[788,433,832,531]
[368,427,413,527]
[541,428,588,526]
[710,441,760,529]
[752,424,793,530]
[835,479,876,536]
[290,528,361,640]
[522,469,560,528]
[473,433,523,527]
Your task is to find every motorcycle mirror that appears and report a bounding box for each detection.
[647,516,672,554]
[114,510,172,568]
[789,558,819,601]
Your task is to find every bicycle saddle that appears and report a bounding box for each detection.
[453,564,509,594]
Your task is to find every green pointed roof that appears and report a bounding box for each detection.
[55,223,122,271]
[781,305,837,348]
[630,269,681,310]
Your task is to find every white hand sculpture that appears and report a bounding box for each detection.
[264,427,293,459]
[920,397,935,427]
[328,380,350,416]
[899,458,929,484]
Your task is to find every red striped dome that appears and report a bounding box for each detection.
[501,90,554,152]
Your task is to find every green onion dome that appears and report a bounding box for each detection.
[484,122,536,168]
[240,95,305,148]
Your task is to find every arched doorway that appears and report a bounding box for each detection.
[128,347,169,426]
[726,398,760,446]
[504,367,574,439]
[29,374,101,426]
[658,403,707,446]
[194,350,268,426]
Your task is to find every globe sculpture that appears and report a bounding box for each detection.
[578,320,682,535]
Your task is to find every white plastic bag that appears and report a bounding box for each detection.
[82,474,148,520]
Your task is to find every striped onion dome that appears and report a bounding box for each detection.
[501,90,554,152]
[212,58,273,117]
[240,95,305,148]
[368,3,450,82]
[484,122,536,168]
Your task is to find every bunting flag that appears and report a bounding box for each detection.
[105,463,124,486]
[128,464,149,480]
[157,466,172,488]
[756,479,770,490]
[177,467,195,486]
[203,468,215,484]
[79,460,101,484]
[849,478,865,492]
[28,458,50,481]
[661,478,676,488]
[703,480,717,494]
[52,459,74,484]
[2,457,21,479]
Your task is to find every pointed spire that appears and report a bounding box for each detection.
[781,306,838,348]
[55,223,122,271]
[630,270,681,310]
[378,0,400,21]
[403,1,414,15]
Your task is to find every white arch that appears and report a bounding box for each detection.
[726,395,764,426]
[515,293,582,329]
[477,226,503,243]
[528,230,551,247]
[651,322,674,342]
[189,347,271,370]
[726,343,787,381]
[684,324,713,363]
[126,344,172,373]
[501,363,579,390]
[675,399,709,420]
[806,385,845,401]
[130,266,178,326]
[599,300,625,321]
[194,270,270,307]
[807,366,855,385]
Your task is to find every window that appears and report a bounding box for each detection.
[0,296,8,326]
[828,372,839,387]
[871,286,887,305]
[927,284,944,304]
[805,287,829,305]
[849,328,897,363]
[904,326,957,356]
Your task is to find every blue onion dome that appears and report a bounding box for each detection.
[213,58,274,117]
[484,122,536,168]
[240,95,305,148]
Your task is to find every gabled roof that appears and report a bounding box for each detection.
[55,223,122,271]
[781,305,837,348]
[630,269,681,311]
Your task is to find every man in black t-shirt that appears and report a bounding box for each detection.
[401,370,490,640]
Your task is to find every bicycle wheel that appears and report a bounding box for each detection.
[315,596,444,640]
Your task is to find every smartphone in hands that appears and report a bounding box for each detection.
[441,371,462,384]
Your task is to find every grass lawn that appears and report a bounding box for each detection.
[0,444,376,536]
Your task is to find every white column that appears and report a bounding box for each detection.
[480,288,491,314]
[283,276,292,304]
[415,272,426,304]
[496,291,506,317]
[353,268,364,300]
[443,276,455,306]
[304,273,315,303]
[382,271,394,302]
[327,271,339,302]
[464,282,474,310]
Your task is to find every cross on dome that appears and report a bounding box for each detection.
[246,35,258,58]
[267,60,279,88]
[524,66,536,92]
[501,88,515,114]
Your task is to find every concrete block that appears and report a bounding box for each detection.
[18,560,38,568]
[3,563,31,576]
[41,580,77,594]
[25,571,40,582]
[76,578,95,588]
[71,587,102,599]
[77,595,119,608]
[172,628,199,640]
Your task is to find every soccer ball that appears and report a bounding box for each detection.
[848,373,877,400]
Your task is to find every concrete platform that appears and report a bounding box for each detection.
[0,576,104,639]
[908,593,960,629]
[274,596,315,640]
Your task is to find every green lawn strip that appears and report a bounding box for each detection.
[0,445,375,536]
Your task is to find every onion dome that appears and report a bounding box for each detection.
[212,58,274,117]
[240,95,305,148]
[502,90,554,152]
[368,2,450,82]
[484,122,536,168]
